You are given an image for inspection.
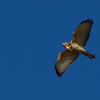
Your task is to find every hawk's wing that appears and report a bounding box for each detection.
[71,19,94,47]
[55,50,79,77]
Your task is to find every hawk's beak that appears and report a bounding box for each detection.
[62,43,66,48]
[62,43,64,46]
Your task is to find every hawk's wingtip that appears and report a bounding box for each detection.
[55,64,62,77]
[80,19,94,24]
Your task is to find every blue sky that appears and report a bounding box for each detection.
[0,0,100,100]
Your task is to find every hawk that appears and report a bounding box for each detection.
[55,19,95,77]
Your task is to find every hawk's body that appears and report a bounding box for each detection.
[55,19,95,77]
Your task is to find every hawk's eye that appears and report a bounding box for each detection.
[65,43,68,46]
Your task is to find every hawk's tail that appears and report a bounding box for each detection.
[84,52,95,59]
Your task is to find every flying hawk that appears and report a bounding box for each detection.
[55,19,95,77]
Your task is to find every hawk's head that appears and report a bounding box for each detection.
[62,42,72,50]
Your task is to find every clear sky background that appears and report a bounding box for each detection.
[1,0,100,100]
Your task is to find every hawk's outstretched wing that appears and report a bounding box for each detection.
[55,50,79,77]
[71,19,93,47]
